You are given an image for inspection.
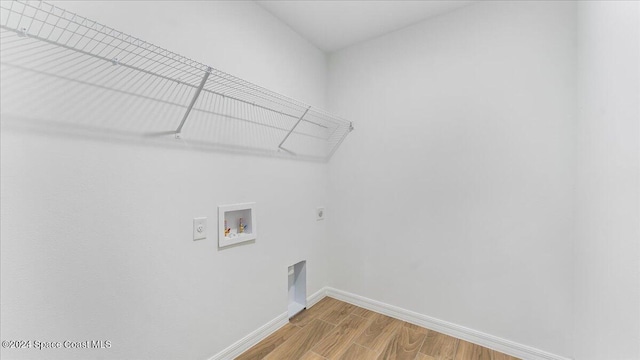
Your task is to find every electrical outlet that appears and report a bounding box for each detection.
[316,207,325,221]
[193,217,207,240]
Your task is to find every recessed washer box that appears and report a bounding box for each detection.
[218,202,256,248]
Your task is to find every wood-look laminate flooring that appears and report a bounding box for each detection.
[235,297,520,360]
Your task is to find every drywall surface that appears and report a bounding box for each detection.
[327,1,576,357]
[0,2,329,359]
[574,2,640,359]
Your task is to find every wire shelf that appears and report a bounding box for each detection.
[0,1,353,161]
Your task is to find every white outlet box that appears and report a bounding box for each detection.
[316,207,325,221]
[193,217,207,241]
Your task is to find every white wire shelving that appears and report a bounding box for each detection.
[0,1,353,161]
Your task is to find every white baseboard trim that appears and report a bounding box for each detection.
[305,287,327,309]
[208,288,328,360]
[209,286,570,360]
[325,287,571,360]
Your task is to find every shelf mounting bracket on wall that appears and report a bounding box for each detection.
[327,121,354,159]
[278,106,311,155]
[174,66,212,139]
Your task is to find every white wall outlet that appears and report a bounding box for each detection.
[193,217,207,240]
[316,207,325,221]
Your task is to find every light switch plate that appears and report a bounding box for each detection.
[193,217,207,240]
[316,207,325,221]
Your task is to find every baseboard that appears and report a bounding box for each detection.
[209,286,570,360]
[208,287,327,360]
[325,287,571,360]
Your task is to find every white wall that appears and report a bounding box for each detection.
[574,2,640,359]
[0,2,329,359]
[3,1,639,360]
[327,1,576,357]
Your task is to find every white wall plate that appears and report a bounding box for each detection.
[193,217,207,241]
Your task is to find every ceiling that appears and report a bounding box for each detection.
[256,1,475,53]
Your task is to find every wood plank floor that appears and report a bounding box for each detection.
[235,297,520,360]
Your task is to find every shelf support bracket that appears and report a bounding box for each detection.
[278,106,311,153]
[327,121,354,160]
[175,66,211,138]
